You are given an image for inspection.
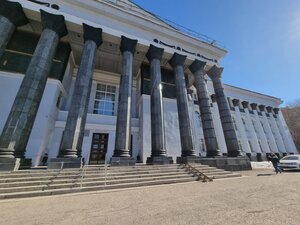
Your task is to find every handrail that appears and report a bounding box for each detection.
[182,164,213,182]
[80,164,87,189]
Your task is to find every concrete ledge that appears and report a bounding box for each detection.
[146,156,173,165]
[199,156,252,171]
[176,156,201,164]
[110,157,135,166]
[0,158,31,171]
[48,158,82,169]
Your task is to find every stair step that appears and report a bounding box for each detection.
[0,169,189,182]
[0,171,191,188]
[0,178,196,200]
[0,174,195,193]
[0,163,243,200]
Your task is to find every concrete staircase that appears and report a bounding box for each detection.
[0,164,241,200]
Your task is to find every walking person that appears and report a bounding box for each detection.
[268,153,282,174]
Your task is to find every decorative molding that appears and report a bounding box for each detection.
[154,38,218,63]
[27,0,60,10]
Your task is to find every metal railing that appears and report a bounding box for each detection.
[182,164,213,182]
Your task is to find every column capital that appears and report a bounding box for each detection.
[146,44,164,61]
[266,106,273,113]
[168,52,186,68]
[232,99,240,107]
[211,94,217,103]
[83,23,102,47]
[41,10,68,38]
[259,104,266,111]
[250,103,257,110]
[188,59,206,74]
[207,65,224,80]
[242,101,249,108]
[273,108,279,114]
[0,0,28,26]
[120,35,137,54]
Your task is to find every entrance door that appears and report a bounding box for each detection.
[89,133,109,165]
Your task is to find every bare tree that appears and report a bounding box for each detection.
[281,99,300,153]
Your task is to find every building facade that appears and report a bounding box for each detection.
[0,0,297,169]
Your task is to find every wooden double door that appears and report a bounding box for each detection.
[89,133,108,165]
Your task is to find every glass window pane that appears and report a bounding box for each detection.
[106,93,115,101]
[103,110,113,116]
[97,84,106,91]
[105,102,114,111]
[94,83,116,115]
[94,101,99,109]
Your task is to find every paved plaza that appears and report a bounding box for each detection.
[0,169,299,225]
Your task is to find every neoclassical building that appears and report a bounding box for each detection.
[0,0,297,170]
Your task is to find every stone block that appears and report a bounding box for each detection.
[199,156,252,171]
[110,157,135,166]
[146,156,173,165]
[48,158,82,169]
[176,156,201,164]
[0,158,31,171]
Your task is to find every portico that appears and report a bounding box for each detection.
[0,0,297,171]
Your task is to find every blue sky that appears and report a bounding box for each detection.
[131,0,300,105]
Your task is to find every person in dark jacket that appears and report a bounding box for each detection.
[268,153,282,174]
[41,153,48,166]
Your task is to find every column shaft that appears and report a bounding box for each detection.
[175,65,195,155]
[0,1,28,59]
[0,10,67,160]
[211,95,228,154]
[114,51,132,156]
[57,24,102,159]
[59,41,97,157]
[0,16,14,59]
[169,53,195,157]
[0,29,59,158]
[242,102,261,154]
[266,107,286,154]
[207,66,241,157]
[189,60,220,157]
[149,58,166,155]
[232,100,251,154]
[113,36,137,160]
[259,105,279,153]
[251,104,270,155]
[145,45,173,164]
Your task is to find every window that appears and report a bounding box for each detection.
[0,30,70,81]
[141,64,177,99]
[93,83,116,115]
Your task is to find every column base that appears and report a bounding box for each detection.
[0,158,32,171]
[250,155,258,161]
[206,149,222,157]
[48,157,82,169]
[146,156,173,165]
[176,156,201,164]
[58,149,78,158]
[110,157,135,166]
[199,156,252,171]
[227,150,242,157]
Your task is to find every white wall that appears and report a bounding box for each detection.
[0,72,65,166]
